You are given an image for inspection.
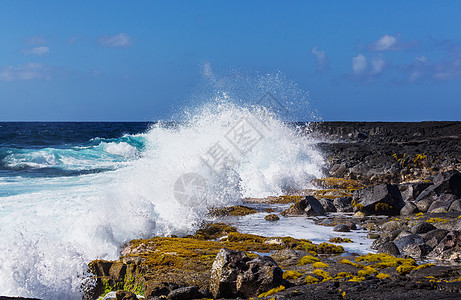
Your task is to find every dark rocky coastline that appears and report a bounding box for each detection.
[12,121,460,300]
[83,121,461,300]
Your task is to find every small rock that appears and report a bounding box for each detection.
[427,198,455,213]
[168,286,202,300]
[381,220,401,232]
[305,196,327,216]
[346,222,357,230]
[400,202,419,215]
[394,234,425,253]
[378,241,401,256]
[264,238,283,245]
[388,230,403,241]
[371,236,390,250]
[281,196,326,216]
[271,248,298,266]
[333,224,350,232]
[367,233,380,239]
[411,222,437,234]
[353,211,366,218]
[422,229,449,248]
[333,197,353,212]
[319,198,337,212]
[115,290,137,300]
[448,199,461,212]
[264,214,280,221]
[404,243,433,258]
[210,248,283,298]
[415,198,434,213]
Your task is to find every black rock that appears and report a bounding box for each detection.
[210,248,283,298]
[448,199,461,212]
[333,224,350,232]
[394,234,425,253]
[281,196,326,216]
[411,222,437,235]
[400,182,433,202]
[400,202,419,215]
[319,198,337,212]
[115,290,137,300]
[304,196,327,216]
[377,241,401,256]
[168,286,202,300]
[427,230,461,260]
[422,229,449,248]
[352,184,404,215]
[333,197,353,212]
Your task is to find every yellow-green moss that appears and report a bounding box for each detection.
[396,264,415,275]
[376,273,390,279]
[426,218,448,224]
[305,275,319,285]
[312,177,363,189]
[192,223,237,240]
[313,269,333,281]
[283,270,303,280]
[297,255,319,266]
[356,253,416,271]
[329,237,353,243]
[209,205,258,217]
[357,266,377,277]
[227,232,266,243]
[295,241,343,254]
[335,272,353,279]
[375,203,393,212]
[258,285,285,298]
[351,199,364,210]
[348,276,365,282]
[317,242,344,254]
[340,259,364,269]
[413,263,435,271]
[312,262,329,268]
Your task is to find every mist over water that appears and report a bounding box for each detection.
[0,71,325,298]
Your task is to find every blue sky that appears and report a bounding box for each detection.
[0,1,460,121]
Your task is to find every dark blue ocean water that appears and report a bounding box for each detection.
[0,122,152,178]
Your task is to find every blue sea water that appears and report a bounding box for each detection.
[0,104,326,298]
[0,122,151,180]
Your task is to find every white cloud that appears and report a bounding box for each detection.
[26,36,47,45]
[98,33,133,48]
[369,34,397,51]
[21,46,49,56]
[311,46,328,71]
[371,57,385,74]
[352,54,367,75]
[0,63,49,82]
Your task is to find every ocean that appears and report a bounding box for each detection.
[0,102,328,298]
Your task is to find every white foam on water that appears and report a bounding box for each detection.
[0,77,325,298]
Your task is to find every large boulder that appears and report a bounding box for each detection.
[415,171,461,204]
[394,234,425,256]
[210,248,283,299]
[281,196,326,216]
[427,230,461,261]
[352,184,404,215]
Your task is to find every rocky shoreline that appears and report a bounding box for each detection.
[6,122,461,300]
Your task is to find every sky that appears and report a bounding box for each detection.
[0,1,460,121]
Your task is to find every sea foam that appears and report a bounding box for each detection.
[0,78,325,299]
